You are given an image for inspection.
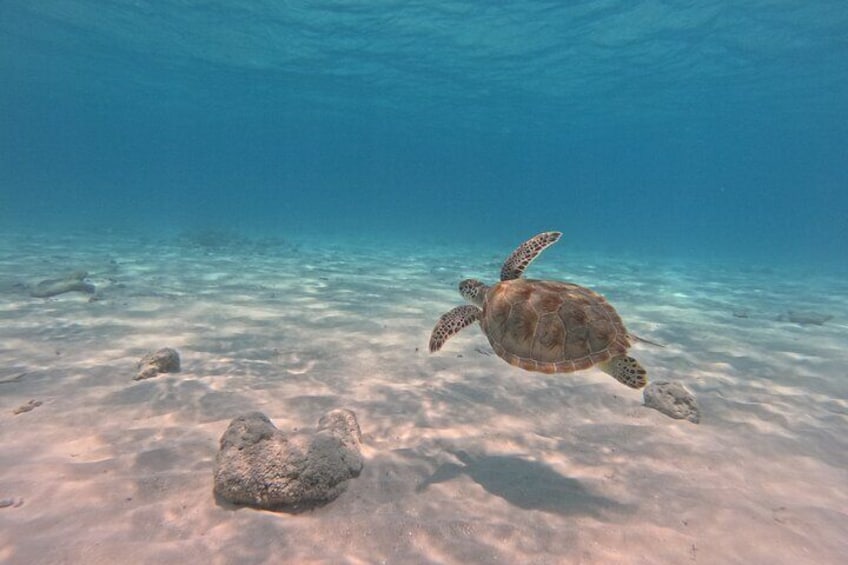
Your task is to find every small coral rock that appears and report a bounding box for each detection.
[30,271,95,298]
[12,400,42,415]
[643,381,700,423]
[780,310,833,326]
[135,348,180,380]
[213,409,363,511]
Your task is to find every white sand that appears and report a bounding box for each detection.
[1,231,846,564]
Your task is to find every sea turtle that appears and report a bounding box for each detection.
[429,231,648,389]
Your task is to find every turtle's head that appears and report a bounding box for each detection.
[459,279,487,307]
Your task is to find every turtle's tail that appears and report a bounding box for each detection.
[630,334,665,348]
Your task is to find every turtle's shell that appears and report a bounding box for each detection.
[481,278,631,374]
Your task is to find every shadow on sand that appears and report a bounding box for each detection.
[416,448,633,518]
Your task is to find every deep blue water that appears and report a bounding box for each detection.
[2,1,847,267]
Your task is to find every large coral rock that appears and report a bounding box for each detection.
[213,409,363,511]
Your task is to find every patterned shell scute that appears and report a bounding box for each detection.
[481,278,631,374]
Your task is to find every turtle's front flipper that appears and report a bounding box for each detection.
[500,231,562,281]
[598,355,648,389]
[429,305,482,353]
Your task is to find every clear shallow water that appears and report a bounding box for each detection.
[2,6,848,561]
[2,1,847,268]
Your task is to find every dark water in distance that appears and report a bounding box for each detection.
[2,1,847,267]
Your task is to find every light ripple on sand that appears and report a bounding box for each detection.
[0,231,846,564]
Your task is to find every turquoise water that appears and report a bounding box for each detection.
[2,6,848,561]
[1,2,847,267]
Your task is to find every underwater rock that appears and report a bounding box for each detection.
[12,399,42,415]
[135,347,181,380]
[0,497,24,509]
[643,381,700,423]
[778,310,833,326]
[213,409,363,512]
[30,271,95,298]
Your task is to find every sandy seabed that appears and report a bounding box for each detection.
[1,230,846,564]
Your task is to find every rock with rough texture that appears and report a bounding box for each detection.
[643,381,700,423]
[30,271,95,298]
[135,348,181,380]
[213,409,363,511]
[12,400,42,415]
[779,310,833,326]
